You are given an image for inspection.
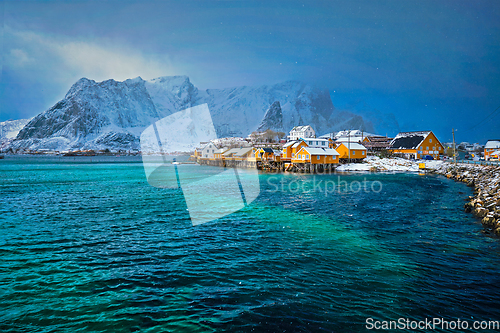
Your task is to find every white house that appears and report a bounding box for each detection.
[288,125,315,141]
[201,141,218,159]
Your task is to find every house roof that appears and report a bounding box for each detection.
[291,125,313,132]
[362,141,392,149]
[261,148,274,153]
[390,131,431,150]
[366,136,393,142]
[222,148,240,156]
[485,140,500,149]
[337,142,367,150]
[234,147,253,157]
[303,138,330,142]
[283,141,296,148]
[292,141,305,148]
[217,147,230,153]
[201,141,216,150]
[300,147,340,156]
[335,137,364,143]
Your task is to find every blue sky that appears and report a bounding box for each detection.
[1,0,499,142]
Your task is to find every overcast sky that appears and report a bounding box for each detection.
[1,0,499,142]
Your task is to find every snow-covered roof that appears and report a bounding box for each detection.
[300,147,340,156]
[391,131,431,150]
[283,141,296,148]
[335,137,364,143]
[337,142,367,150]
[303,138,330,142]
[234,147,253,157]
[334,130,376,138]
[292,141,305,148]
[291,125,313,132]
[485,140,500,149]
[223,148,240,156]
[201,142,217,149]
[217,147,230,153]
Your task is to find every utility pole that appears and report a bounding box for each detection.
[452,128,457,168]
[348,129,351,164]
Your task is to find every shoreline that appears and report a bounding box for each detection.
[430,163,500,236]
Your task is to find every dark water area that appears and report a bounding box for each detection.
[1,157,499,332]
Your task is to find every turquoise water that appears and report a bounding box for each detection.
[1,156,500,332]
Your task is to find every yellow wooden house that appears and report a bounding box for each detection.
[291,147,340,164]
[254,148,276,161]
[214,147,230,160]
[484,140,500,160]
[390,131,444,160]
[335,142,367,160]
[282,140,308,161]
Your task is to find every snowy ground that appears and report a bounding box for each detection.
[336,156,446,172]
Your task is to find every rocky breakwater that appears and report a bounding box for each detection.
[433,164,500,235]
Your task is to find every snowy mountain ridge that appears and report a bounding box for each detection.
[8,76,373,151]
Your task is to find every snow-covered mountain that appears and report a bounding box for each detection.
[1,118,32,140]
[9,76,372,151]
[1,118,32,149]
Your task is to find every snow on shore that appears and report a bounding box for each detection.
[336,156,445,172]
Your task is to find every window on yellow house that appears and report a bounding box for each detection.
[362,151,365,155]
[353,151,356,155]
[430,139,432,143]
[317,155,320,160]
[306,155,309,159]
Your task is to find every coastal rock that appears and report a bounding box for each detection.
[482,215,497,228]
[474,207,488,218]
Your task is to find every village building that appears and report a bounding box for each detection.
[291,147,340,164]
[222,147,254,161]
[362,136,393,151]
[390,131,444,160]
[214,147,230,160]
[335,142,367,160]
[282,140,308,161]
[200,141,219,159]
[484,140,500,160]
[288,125,315,141]
[255,147,275,161]
[302,138,334,148]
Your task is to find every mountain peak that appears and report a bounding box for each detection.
[65,77,96,98]
[149,75,191,86]
[257,101,283,132]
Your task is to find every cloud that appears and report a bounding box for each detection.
[4,26,176,83]
[8,49,32,67]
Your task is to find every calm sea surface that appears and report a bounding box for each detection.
[1,156,500,332]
